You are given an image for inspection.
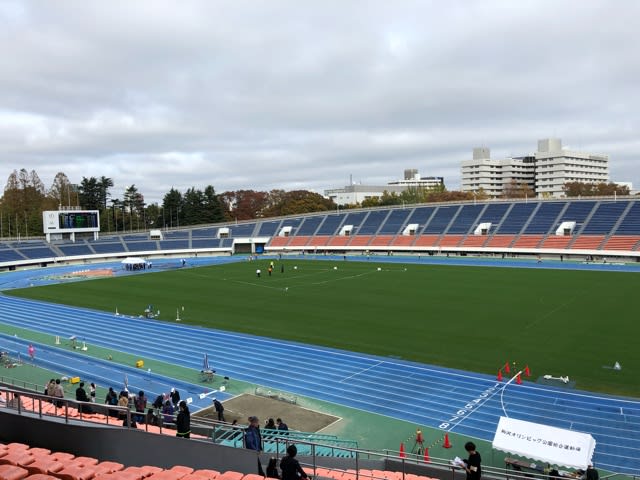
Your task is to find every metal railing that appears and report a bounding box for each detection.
[1,385,637,480]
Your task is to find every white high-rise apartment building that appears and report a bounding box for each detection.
[461,138,609,198]
[534,138,609,197]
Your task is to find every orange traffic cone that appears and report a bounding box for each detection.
[423,447,430,463]
[516,373,522,385]
[443,433,452,449]
[497,370,503,381]
[504,362,510,374]
[524,365,531,377]
[399,442,406,458]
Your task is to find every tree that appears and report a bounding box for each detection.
[162,188,184,228]
[503,180,535,199]
[202,185,225,223]
[261,190,336,217]
[563,181,629,197]
[98,176,114,210]
[78,177,101,210]
[49,172,75,208]
[220,190,269,220]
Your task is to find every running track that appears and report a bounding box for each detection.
[0,257,639,474]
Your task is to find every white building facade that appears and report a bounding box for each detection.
[461,138,610,198]
[325,169,445,205]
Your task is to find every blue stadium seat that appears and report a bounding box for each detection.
[17,247,57,259]
[615,201,640,234]
[229,223,256,237]
[163,230,189,239]
[192,238,221,248]
[424,205,461,234]
[557,201,597,226]
[377,209,411,235]
[125,241,158,252]
[475,203,510,232]
[582,202,630,234]
[90,242,126,254]
[496,203,537,234]
[357,210,389,235]
[159,240,190,250]
[296,216,325,235]
[446,204,484,234]
[523,202,566,234]
[191,228,217,238]
[257,220,281,236]
[316,214,347,235]
[405,206,435,231]
[57,244,94,256]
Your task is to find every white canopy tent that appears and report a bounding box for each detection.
[121,257,146,265]
[121,257,148,270]
[492,417,596,470]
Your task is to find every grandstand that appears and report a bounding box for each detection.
[2,197,640,270]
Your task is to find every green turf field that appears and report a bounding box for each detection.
[6,259,639,396]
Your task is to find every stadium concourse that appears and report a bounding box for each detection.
[0,257,639,475]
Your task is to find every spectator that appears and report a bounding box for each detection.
[46,379,56,399]
[105,387,117,405]
[89,383,96,403]
[162,400,175,426]
[245,416,264,475]
[266,458,281,479]
[276,418,289,432]
[265,418,276,430]
[176,400,191,438]
[463,441,481,480]
[213,398,225,422]
[75,382,92,413]
[585,466,599,480]
[118,390,129,420]
[280,445,308,480]
[152,393,165,411]
[53,379,64,407]
[170,388,181,408]
[134,390,147,423]
[245,416,263,450]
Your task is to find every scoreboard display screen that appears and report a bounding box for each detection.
[58,212,99,229]
[43,210,100,233]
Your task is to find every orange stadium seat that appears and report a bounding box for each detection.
[460,235,488,247]
[539,236,572,249]
[327,236,351,247]
[216,471,244,480]
[309,235,331,247]
[486,235,515,248]
[603,235,640,251]
[268,237,290,247]
[390,236,415,247]
[412,235,440,247]
[348,236,373,246]
[369,235,393,246]
[512,235,543,248]
[438,235,463,247]
[570,235,605,250]
[288,236,311,247]
[0,464,29,480]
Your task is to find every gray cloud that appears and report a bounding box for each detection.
[1,0,638,203]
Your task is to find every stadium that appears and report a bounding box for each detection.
[1,196,639,480]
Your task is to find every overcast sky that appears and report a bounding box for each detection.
[1,1,638,204]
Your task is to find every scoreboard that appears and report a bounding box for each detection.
[43,210,100,234]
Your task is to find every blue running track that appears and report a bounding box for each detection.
[0,292,638,474]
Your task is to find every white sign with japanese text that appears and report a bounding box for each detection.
[492,417,596,469]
